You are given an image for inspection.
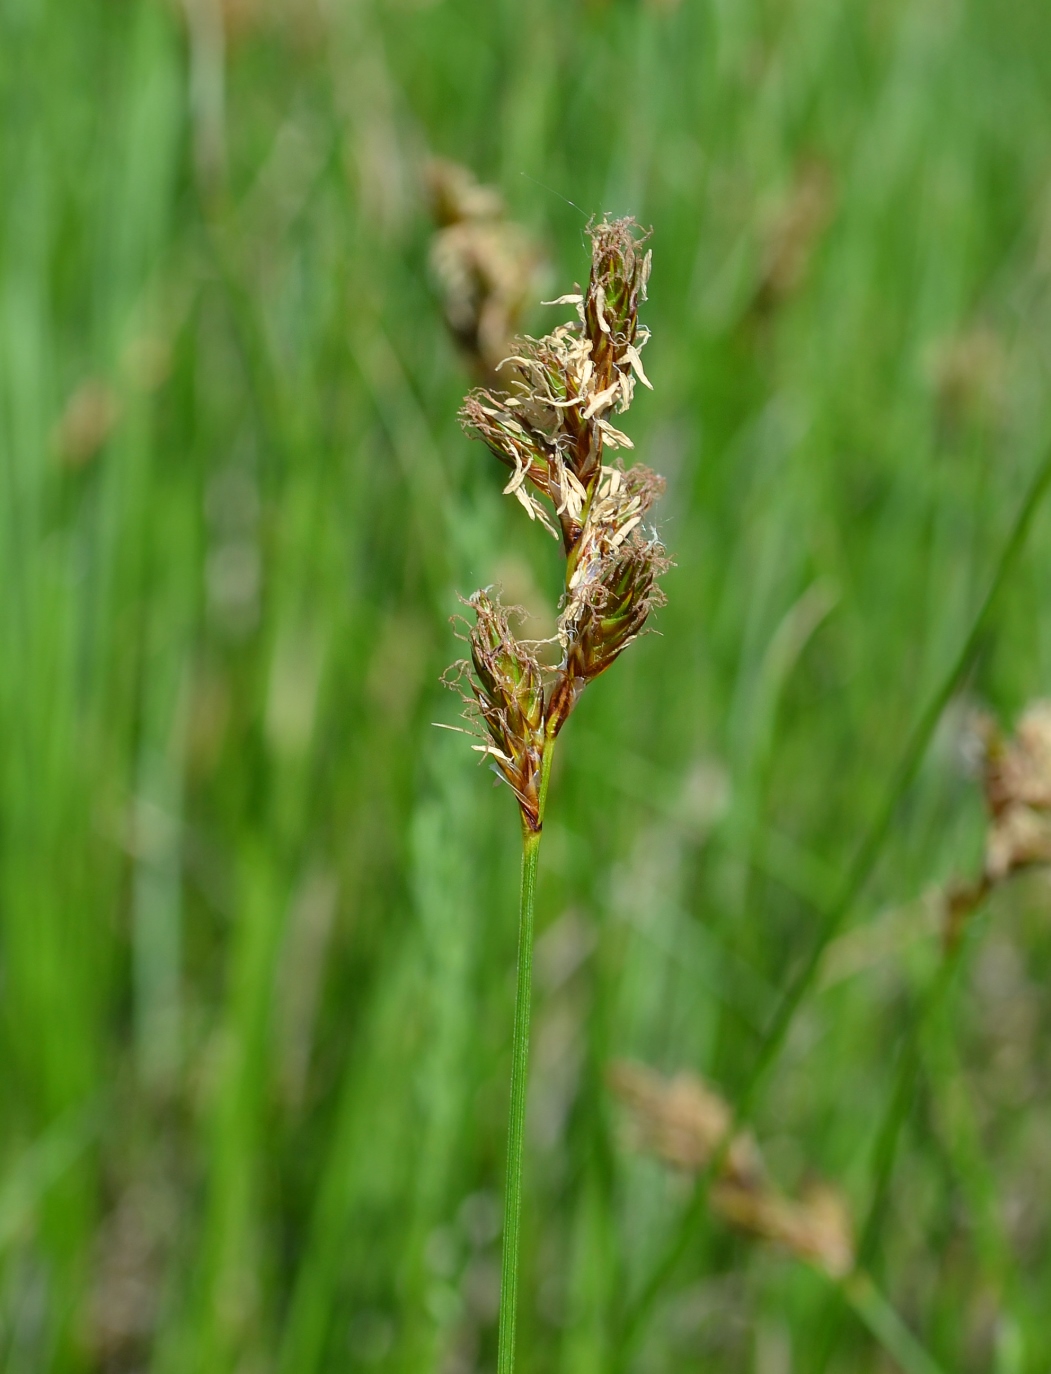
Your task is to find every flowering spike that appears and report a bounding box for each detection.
[448,215,668,820]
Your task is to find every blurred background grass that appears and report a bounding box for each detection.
[3,0,1051,1369]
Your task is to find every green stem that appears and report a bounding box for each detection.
[497,737,556,1374]
[845,1271,947,1374]
[813,904,984,1371]
[856,948,963,1271]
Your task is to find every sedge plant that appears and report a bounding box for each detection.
[444,217,668,1372]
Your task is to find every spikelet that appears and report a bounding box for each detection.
[609,1061,855,1281]
[447,218,669,830]
[547,464,670,731]
[460,217,655,550]
[465,592,547,832]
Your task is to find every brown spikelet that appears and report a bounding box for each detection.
[548,464,669,731]
[447,591,547,832]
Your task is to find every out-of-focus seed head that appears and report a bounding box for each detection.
[941,702,1051,949]
[426,159,543,379]
[609,1061,855,1282]
[53,378,122,469]
[450,591,547,831]
[712,1179,855,1282]
[752,160,834,316]
[607,1061,762,1185]
[425,158,506,227]
[983,701,1051,814]
[979,702,1051,882]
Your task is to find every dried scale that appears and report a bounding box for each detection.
[444,217,669,1373]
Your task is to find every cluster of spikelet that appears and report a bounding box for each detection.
[609,1062,855,1281]
[944,701,1051,946]
[448,219,670,832]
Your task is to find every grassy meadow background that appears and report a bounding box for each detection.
[4,0,1051,1369]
